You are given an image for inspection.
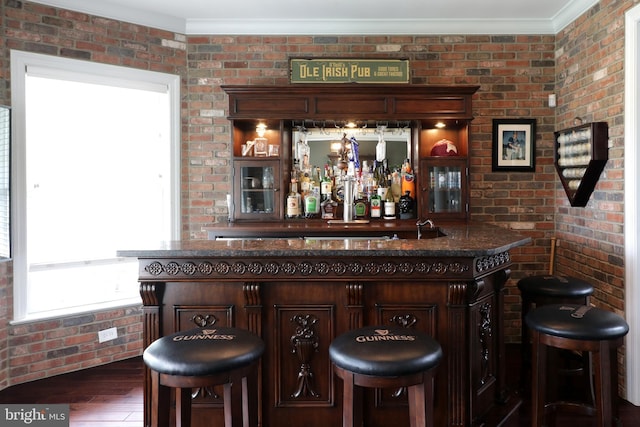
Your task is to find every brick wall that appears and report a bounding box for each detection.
[554,0,630,312]
[554,0,636,396]
[0,0,187,387]
[0,260,11,389]
[7,306,143,385]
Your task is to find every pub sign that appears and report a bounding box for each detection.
[290,59,409,84]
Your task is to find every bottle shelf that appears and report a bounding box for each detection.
[224,85,479,222]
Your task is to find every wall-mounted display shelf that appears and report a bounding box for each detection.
[554,121,608,207]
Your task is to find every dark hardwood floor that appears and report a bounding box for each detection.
[0,357,143,427]
[0,345,638,426]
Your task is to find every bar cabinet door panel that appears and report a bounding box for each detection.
[233,159,281,221]
[419,158,468,220]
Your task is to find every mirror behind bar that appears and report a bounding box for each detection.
[292,125,411,174]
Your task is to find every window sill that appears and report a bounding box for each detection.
[10,298,142,326]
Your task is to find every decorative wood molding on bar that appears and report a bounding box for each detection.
[139,258,492,279]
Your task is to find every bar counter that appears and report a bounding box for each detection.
[119,222,531,427]
[204,218,444,240]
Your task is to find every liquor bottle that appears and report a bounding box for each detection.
[286,181,301,219]
[299,171,311,217]
[320,179,338,220]
[369,190,382,219]
[383,176,396,220]
[401,159,416,199]
[304,186,320,219]
[399,190,415,219]
[300,172,311,196]
[354,190,369,220]
[312,166,322,187]
[391,169,402,202]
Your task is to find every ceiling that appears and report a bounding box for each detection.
[33,0,599,35]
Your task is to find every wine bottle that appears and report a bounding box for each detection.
[383,176,396,220]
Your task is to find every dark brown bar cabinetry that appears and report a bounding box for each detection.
[120,223,530,427]
[224,85,478,223]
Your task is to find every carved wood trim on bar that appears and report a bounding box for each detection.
[448,282,469,306]
[345,282,364,330]
[140,282,164,307]
[493,267,510,403]
[136,255,517,280]
[243,282,263,336]
[139,282,164,427]
[478,302,492,387]
[274,304,335,408]
[174,305,234,330]
[447,298,468,426]
[191,313,219,327]
[474,253,510,273]
[290,314,320,399]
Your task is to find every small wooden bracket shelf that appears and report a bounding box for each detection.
[554,121,608,207]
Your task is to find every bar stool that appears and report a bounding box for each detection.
[143,327,264,427]
[329,326,442,427]
[518,274,594,391]
[526,304,629,427]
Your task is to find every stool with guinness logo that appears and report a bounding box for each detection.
[329,326,442,427]
[143,327,264,427]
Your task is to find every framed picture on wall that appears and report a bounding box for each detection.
[492,118,536,171]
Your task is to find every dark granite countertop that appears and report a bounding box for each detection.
[117,221,531,259]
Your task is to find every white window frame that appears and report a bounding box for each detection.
[0,105,10,259]
[10,50,181,323]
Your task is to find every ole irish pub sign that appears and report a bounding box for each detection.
[290,59,410,83]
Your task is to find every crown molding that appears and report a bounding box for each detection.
[31,0,187,33]
[31,0,600,36]
[552,0,600,33]
[186,18,556,35]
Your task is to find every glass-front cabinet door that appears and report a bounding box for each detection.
[233,159,281,221]
[419,158,468,220]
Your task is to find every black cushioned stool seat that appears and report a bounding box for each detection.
[143,327,264,427]
[526,304,629,427]
[517,275,595,300]
[329,326,442,427]
[518,275,594,353]
[517,275,594,390]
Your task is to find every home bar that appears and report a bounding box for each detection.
[119,82,533,426]
[3,1,638,427]
[120,225,530,427]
